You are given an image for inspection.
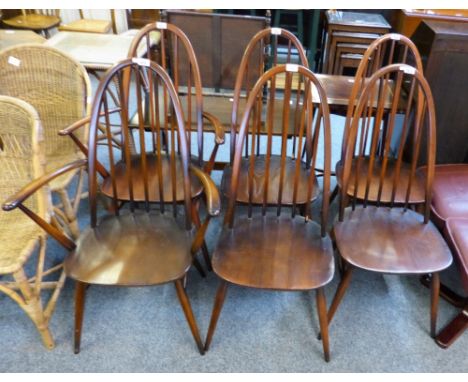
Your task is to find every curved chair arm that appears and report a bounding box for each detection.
[190,165,220,254]
[2,159,87,251]
[190,165,221,217]
[202,111,225,174]
[59,107,122,137]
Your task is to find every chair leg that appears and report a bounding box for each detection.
[204,280,229,352]
[191,200,213,272]
[74,280,88,354]
[174,279,205,355]
[327,265,353,324]
[316,288,331,362]
[435,303,468,348]
[430,272,440,338]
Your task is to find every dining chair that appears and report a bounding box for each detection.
[0,95,66,349]
[326,64,453,343]
[204,64,335,361]
[58,9,116,34]
[0,45,92,240]
[1,9,61,38]
[332,33,425,204]
[3,58,221,354]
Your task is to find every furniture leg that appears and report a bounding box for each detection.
[204,280,228,351]
[74,280,88,354]
[316,287,331,362]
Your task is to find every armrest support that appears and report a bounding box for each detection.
[59,107,121,136]
[202,111,225,145]
[190,165,221,217]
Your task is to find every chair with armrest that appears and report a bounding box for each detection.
[0,45,92,240]
[204,64,335,361]
[3,58,221,354]
[325,64,453,348]
[0,95,66,349]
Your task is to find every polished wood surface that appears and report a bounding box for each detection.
[2,11,60,37]
[213,214,333,290]
[395,9,468,37]
[334,206,452,273]
[0,29,46,50]
[205,65,333,361]
[411,21,468,164]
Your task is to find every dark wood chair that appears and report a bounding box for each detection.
[1,9,61,38]
[204,64,335,362]
[4,59,221,355]
[332,33,425,204]
[326,64,453,344]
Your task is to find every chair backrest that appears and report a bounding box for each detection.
[127,22,204,164]
[22,9,59,17]
[88,58,193,230]
[230,27,309,161]
[341,33,424,159]
[163,9,270,90]
[0,45,91,165]
[0,95,48,223]
[339,64,437,223]
[225,64,331,236]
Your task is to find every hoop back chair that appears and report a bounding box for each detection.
[205,64,335,361]
[3,59,220,354]
[230,27,309,162]
[327,64,452,342]
[334,34,425,204]
[1,9,61,38]
[127,21,225,174]
[0,96,66,349]
[0,45,91,240]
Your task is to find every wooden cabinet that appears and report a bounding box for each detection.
[412,20,468,164]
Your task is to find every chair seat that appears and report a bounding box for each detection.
[221,156,319,205]
[335,157,425,204]
[444,218,468,293]
[101,154,203,202]
[2,14,61,31]
[58,19,111,34]
[431,164,468,223]
[0,209,44,274]
[64,211,193,285]
[213,214,334,290]
[334,206,452,274]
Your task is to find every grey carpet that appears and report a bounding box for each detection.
[0,111,467,372]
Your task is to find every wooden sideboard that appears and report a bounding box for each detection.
[412,20,468,164]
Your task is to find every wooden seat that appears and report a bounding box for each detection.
[0,45,92,240]
[2,10,60,38]
[4,59,221,355]
[336,206,451,273]
[0,96,65,349]
[205,64,334,362]
[332,33,425,205]
[221,156,319,205]
[213,214,333,290]
[58,10,116,34]
[327,64,453,347]
[65,211,192,286]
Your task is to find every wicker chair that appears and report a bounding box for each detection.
[0,45,92,240]
[0,95,66,349]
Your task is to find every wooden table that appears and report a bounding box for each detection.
[0,29,46,51]
[395,9,468,37]
[45,31,160,71]
[321,11,391,74]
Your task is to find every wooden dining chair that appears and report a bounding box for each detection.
[1,9,61,38]
[332,33,425,205]
[0,45,91,240]
[326,64,453,344]
[0,95,66,349]
[3,59,221,355]
[58,10,117,34]
[204,64,335,361]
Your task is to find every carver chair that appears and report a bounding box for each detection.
[0,95,66,349]
[326,64,453,345]
[3,59,220,354]
[204,64,334,361]
[332,33,425,204]
[0,45,92,240]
